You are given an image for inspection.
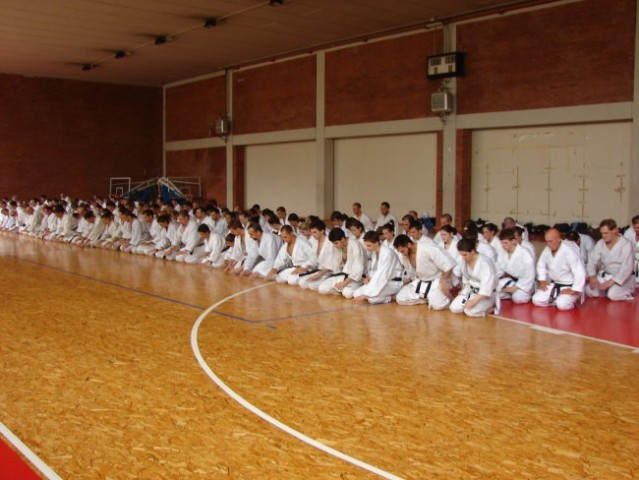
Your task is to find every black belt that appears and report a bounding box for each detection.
[415,279,433,297]
[299,269,319,277]
[550,282,572,301]
[391,277,403,282]
[461,286,480,304]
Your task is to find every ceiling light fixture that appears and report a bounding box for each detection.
[154,35,173,45]
[269,0,283,5]
[204,18,218,28]
[114,50,132,59]
[81,63,96,71]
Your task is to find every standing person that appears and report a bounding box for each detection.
[374,201,398,235]
[318,228,368,296]
[351,202,374,232]
[585,219,635,301]
[449,238,498,317]
[393,234,455,310]
[532,228,586,311]
[348,231,403,303]
[496,228,536,304]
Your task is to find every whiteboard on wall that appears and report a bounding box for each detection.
[245,141,316,216]
[334,133,437,221]
[471,123,632,226]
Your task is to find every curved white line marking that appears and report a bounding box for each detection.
[0,421,62,480]
[191,283,405,480]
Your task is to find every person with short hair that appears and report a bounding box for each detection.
[496,228,536,304]
[297,220,342,289]
[243,222,283,278]
[173,211,204,262]
[349,231,403,304]
[394,234,456,309]
[267,225,312,283]
[195,224,226,267]
[374,201,398,235]
[532,228,586,310]
[318,228,368,296]
[449,238,498,317]
[585,219,635,300]
[351,202,374,232]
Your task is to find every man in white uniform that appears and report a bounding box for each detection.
[374,201,398,235]
[496,228,536,304]
[532,228,586,311]
[393,234,455,310]
[351,202,374,232]
[623,215,639,286]
[296,220,342,289]
[585,219,635,301]
[349,231,403,304]
[449,238,498,317]
[243,222,283,278]
[267,225,312,283]
[318,228,368,296]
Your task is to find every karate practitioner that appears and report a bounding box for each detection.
[623,215,639,286]
[266,225,312,283]
[449,238,498,317]
[243,222,283,278]
[374,201,398,235]
[195,224,226,267]
[173,211,205,262]
[318,228,368,296]
[349,230,403,304]
[496,228,536,304]
[532,228,586,311]
[393,234,455,310]
[351,202,374,232]
[585,219,635,301]
[296,220,342,289]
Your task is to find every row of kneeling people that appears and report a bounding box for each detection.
[2,197,637,318]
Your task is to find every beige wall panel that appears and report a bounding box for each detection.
[472,124,631,226]
[333,133,437,220]
[245,141,317,216]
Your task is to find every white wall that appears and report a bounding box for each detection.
[471,123,632,226]
[245,141,317,216]
[333,133,438,220]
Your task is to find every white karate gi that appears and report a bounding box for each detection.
[349,244,402,304]
[450,253,498,317]
[298,237,342,290]
[274,236,313,284]
[198,232,227,267]
[354,213,374,233]
[396,242,456,310]
[623,227,639,286]
[578,233,595,267]
[174,219,204,262]
[585,236,635,301]
[496,244,535,304]
[532,240,586,310]
[318,238,368,295]
[375,213,398,234]
[243,231,282,277]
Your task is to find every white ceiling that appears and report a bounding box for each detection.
[0,0,542,87]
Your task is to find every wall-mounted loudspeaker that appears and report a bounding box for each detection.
[431,92,453,114]
[215,118,231,136]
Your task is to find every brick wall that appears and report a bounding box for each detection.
[233,56,316,135]
[165,76,227,142]
[457,0,635,114]
[165,148,227,204]
[325,31,443,126]
[0,73,162,199]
